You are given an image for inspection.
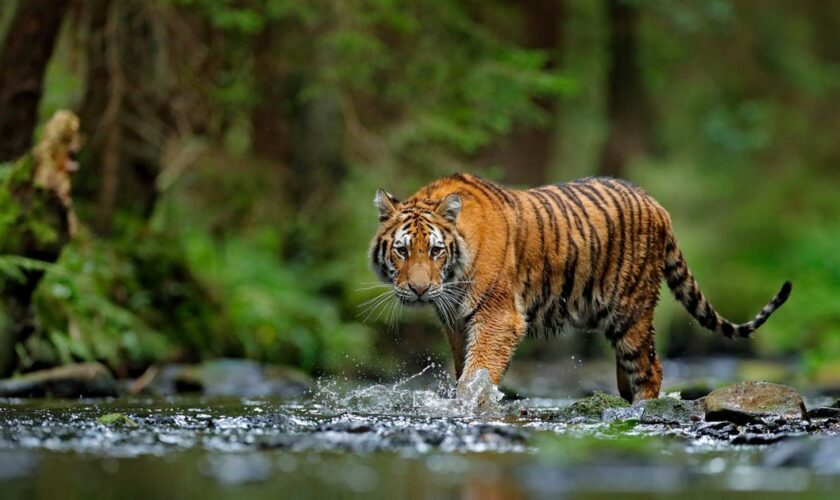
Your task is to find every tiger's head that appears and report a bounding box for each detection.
[369,188,467,305]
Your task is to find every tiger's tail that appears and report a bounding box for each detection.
[663,234,792,338]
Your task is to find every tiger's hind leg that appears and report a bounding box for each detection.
[609,314,663,403]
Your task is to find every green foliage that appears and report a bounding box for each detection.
[0,158,62,253]
[13,0,840,381]
[98,412,139,427]
[0,255,53,285]
[24,238,177,370]
[181,229,375,372]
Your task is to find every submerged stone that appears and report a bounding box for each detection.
[548,391,630,421]
[704,381,807,424]
[0,362,116,398]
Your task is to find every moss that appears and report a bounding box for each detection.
[98,413,139,427]
[0,155,64,254]
[548,391,630,421]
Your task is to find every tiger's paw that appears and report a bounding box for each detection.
[457,368,503,411]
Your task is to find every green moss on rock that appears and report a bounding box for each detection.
[98,413,139,427]
[548,391,630,421]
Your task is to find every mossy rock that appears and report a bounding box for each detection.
[548,391,630,421]
[98,413,139,427]
[637,397,698,423]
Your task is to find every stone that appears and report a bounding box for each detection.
[548,391,630,421]
[704,381,807,424]
[730,432,790,445]
[636,397,698,424]
[807,407,840,419]
[0,362,116,398]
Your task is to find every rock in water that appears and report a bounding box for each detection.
[637,397,699,424]
[549,391,630,422]
[704,381,807,424]
[0,362,116,398]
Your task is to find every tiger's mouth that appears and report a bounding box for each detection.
[394,284,441,305]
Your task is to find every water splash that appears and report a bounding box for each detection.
[456,369,504,412]
[307,364,508,418]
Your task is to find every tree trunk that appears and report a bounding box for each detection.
[598,0,651,177]
[76,0,163,234]
[0,0,72,162]
[251,30,290,162]
[486,0,564,186]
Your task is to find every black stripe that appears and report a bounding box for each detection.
[558,184,600,303]
[598,183,629,303]
[543,187,578,318]
[574,183,618,292]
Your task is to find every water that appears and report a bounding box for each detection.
[1,363,839,498]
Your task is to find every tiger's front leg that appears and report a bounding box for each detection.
[456,303,526,402]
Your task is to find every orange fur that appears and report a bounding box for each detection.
[370,174,791,402]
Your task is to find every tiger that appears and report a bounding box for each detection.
[369,173,792,403]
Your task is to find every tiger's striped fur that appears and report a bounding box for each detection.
[369,173,791,402]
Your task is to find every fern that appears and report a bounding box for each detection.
[0,254,55,284]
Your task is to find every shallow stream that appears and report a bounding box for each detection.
[1,363,839,498]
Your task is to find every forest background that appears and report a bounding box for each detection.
[1,0,837,387]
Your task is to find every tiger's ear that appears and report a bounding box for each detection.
[435,193,461,223]
[374,188,399,222]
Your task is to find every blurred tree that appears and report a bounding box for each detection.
[0,0,72,162]
[486,0,565,186]
[598,0,651,177]
[76,0,177,234]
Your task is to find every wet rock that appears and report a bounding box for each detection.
[807,407,840,420]
[602,406,643,422]
[730,432,789,445]
[548,392,629,421]
[704,381,807,424]
[0,362,116,398]
[693,420,739,440]
[319,421,374,434]
[140,359,312,397]
[636,397,699,424]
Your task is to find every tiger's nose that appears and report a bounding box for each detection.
[409,283,430,298]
